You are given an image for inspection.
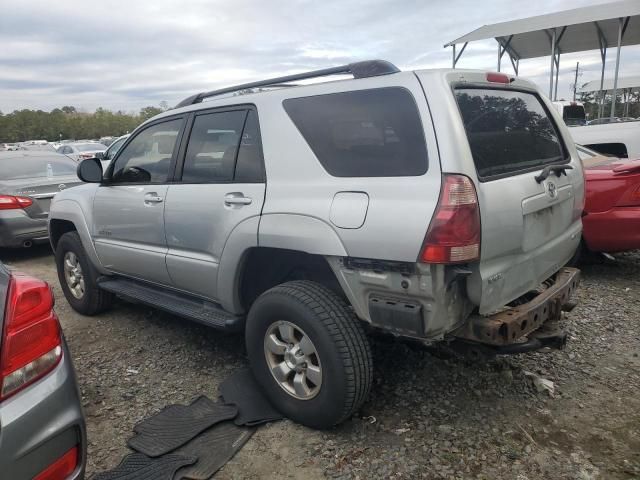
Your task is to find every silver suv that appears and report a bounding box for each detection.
[49,61,583,429]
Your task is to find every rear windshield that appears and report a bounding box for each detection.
[283,87,428,177]
[0,156,78,180]
[563,105,586,126]
[455,89,566,180]
[76,143,107,152]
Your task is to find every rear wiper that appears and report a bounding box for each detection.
[534,164,573,183]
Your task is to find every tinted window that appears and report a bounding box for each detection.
[455,89,566,179]
[283,88,428,177]
[235,110,265,182]
[182,110,246,183]
[563,105,586,126]
[0,155,77,180]
[111,119,182,183]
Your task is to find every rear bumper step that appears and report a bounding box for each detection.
[451,267,580,348]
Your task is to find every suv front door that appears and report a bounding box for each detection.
[93,117,185,285]
[164,108,266,301]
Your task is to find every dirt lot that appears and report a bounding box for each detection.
[2,246,639,480]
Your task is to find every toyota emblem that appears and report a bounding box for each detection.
[58,184,67,190]
[547,181,557,199]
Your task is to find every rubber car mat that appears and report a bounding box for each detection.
[218,368,283,426]
[127,396,238,457]
[174,421,255,480]
[91,453,196,480]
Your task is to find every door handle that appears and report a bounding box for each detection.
[224,193,252,206]
[144,193,164,204]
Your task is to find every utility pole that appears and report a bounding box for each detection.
[572,62,580,101]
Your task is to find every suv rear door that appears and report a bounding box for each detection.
[446,81,583,314]
[164,107,266,301]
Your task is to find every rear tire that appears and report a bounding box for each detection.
[245,280,372,429]
[55,231,114,315]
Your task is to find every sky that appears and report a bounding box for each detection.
[1,0,639,113]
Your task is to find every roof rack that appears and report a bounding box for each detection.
[174,60,400,108]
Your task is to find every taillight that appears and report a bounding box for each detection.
[486,72,510,84]
[0,273,62,401]
[420,174,481,264]
[0,195,33,210]
[616,183,640,207]
[34,446,79,480]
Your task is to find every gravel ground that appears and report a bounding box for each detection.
[2,246,639,480]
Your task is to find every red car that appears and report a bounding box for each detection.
[577,144,640,256]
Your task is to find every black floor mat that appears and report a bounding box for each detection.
[128,396,238,457]
[174,421,255,480]
[218,368,283,426]
[92,453,196,480]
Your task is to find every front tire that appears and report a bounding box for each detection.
[245,280,372,429]
[55,231,114,315]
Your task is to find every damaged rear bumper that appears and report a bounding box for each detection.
[450,267,580,354]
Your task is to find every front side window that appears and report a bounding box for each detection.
[105,136,127,160]
[111,119,182,183]
[181,110,247,183]
[283,87,428,177]
[455,89,566,179]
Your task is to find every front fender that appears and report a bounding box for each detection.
[48,199,108,275]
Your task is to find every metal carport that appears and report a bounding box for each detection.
[580,75,640,117]
[444,0,640,118]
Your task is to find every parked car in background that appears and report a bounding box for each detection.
[57,142,107,162]
[99,136,116,147]
[96,134,130,167]
[574,144,640,257]
[0,151,83,248]
[588,117,622,126]
[1,144,18,151]
[552,100,587,126]
[0,263,86,479]
[17,143,57,153]
[570,121,640,159]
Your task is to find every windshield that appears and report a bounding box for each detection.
[0,155,78,180]
[455,88,566,180]
[75,143,107,152]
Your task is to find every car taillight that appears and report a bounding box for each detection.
[420,174,481,264]
[616,183,640,207]
[34,446,79,480]
[0,195,33,210]
[0,273,62,401]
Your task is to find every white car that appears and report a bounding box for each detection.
[57,142,108,162]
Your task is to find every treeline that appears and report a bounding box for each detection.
[0,105,166,143]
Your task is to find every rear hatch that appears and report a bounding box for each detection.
[451,78,583,314]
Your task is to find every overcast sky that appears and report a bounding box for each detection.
[1,0,638,113]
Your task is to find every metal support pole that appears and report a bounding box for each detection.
[610,17,623,119]
[553,52,560,102]
[452,44,456,69]
[516,59,519,76]
[598,49,606,119]
[497,43,501,72]
[549,29,556,99]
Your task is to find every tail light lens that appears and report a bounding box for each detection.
[420,174,481,264]
[0,195,33,210]
[616,183,640,207]
[0,273,62,401]
[34,446,79,480]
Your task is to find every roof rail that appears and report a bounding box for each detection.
[174,60,400,108]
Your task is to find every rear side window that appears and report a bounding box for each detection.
[283,88,428,177]
[182,110,247,183]
[455,89,566,180]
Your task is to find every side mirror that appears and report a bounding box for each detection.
[94,151,105,160]
[77,158,103,183]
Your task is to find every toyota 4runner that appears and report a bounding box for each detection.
[48,61,583,429]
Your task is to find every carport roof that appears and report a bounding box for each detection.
[444,0,640,60]
[581,74,640,92]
